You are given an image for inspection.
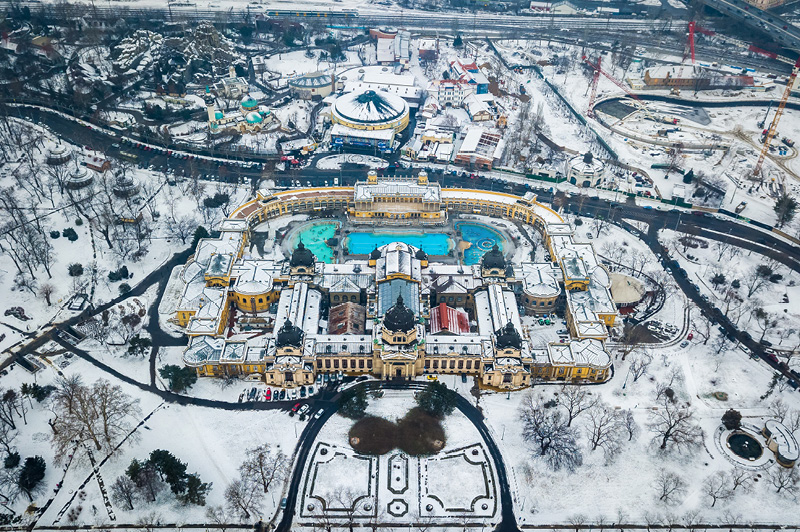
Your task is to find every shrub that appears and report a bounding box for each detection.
[62,228,78,242]
[339,386,368,419]
[49,230,60,239]
[119,283,131,296]
[415,381,457,418]
[68,263,84,277]
[108,265,129,282]
[3,451,19,469]
[75,218,83,226]
[721,409,742,431]
[574,218,583,226]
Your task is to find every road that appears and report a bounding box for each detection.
[700,0,800,53]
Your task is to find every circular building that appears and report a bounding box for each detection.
[112,172,139,198]
[331,89,409,133]
[565,152,605,188]
[289,71,335,100]
[65,165,93,190]
[47,144,71,165]
[609,273,646,311]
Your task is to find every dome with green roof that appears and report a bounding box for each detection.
[214,111,223,120]
[241,96,258,110]
[246,111,263,124]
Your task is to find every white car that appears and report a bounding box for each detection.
[298,404,310,417]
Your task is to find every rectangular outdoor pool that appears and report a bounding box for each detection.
[346,232,452,255]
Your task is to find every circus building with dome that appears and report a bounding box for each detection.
[172,172,621,391]
[330,88,410,152]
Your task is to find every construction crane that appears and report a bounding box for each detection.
[586,55,601,117]
[753,57,800,178]
[582,55,675,124]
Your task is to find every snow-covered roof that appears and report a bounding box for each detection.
[474,285,522,338]
[354,179,441,203]
[274,282,322,338]
[547,339,611,368]
[520,262,561,298]
[426,335,485,356]
[289,71,334,89]
[764,419,800,463]
[332,89,408,125]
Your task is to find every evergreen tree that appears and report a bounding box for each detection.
[774,193,798,227]
[18,456,46,500]
[721,409,742,431]
[179,473,210,505]
[453,34,463,47]
[682,169,694,184]
[159,365,198,393]
[128,335,152,357]
[338,386,368,419]
[415,381,457,418]
[149,449,188,494]
[191,226,210,248]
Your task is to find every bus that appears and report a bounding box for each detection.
[119,151,138,162]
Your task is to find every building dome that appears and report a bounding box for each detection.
[241,96,258,110]
[383,294,415,333]
[565,151,605,188]
[415,248,428,261]
[65,165,93,189]
[214,111,223,120]
[482,244,505,270]
[276,318,304,348]
[290,241,315,268]
[332,89,409,129]
[495,322,522,350]
[246,111,263,124]
[370,247,382,260]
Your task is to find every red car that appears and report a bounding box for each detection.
[291,402,301,413]
[687,333,693,340]
[265,388,272,401]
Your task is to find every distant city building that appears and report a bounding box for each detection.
[638,66,755,91]
[375,30,410,66]
[743,0,785,8]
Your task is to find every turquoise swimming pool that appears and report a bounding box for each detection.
[346,232,452,255]
[292,221,338,263]
[456,222,505,265]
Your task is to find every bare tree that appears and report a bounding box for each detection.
[224,478,263,520]
[648,396,703,452]
[730,467,753,492]
[629,352,653,382]
[769,398,789,423]
[239,444,289,493]
[623,409,639,441]
[0,390,19,430]
[111,475,137,511]
[519,393,583,471]
[558,385,598,427]
[39,283,56,306]
[654,469,687,504]
[703,471,733,507]
[616,326,648,360]
[743,263,773,298]
[0,423,17,454]
[50,377,142,460]
[585,403,624,459]
[768,466,799,495]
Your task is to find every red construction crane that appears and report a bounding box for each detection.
[586,55,601,117]
[753,57,800,177]
[582,55,661,123]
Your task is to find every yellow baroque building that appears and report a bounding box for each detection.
[173,172,617,389]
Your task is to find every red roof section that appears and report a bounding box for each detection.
[430,302,470,335]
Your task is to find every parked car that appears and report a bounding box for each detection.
[680,341,689,348]
[426,375,438,381]
[298,404,310,417]
[291,402,302,413]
